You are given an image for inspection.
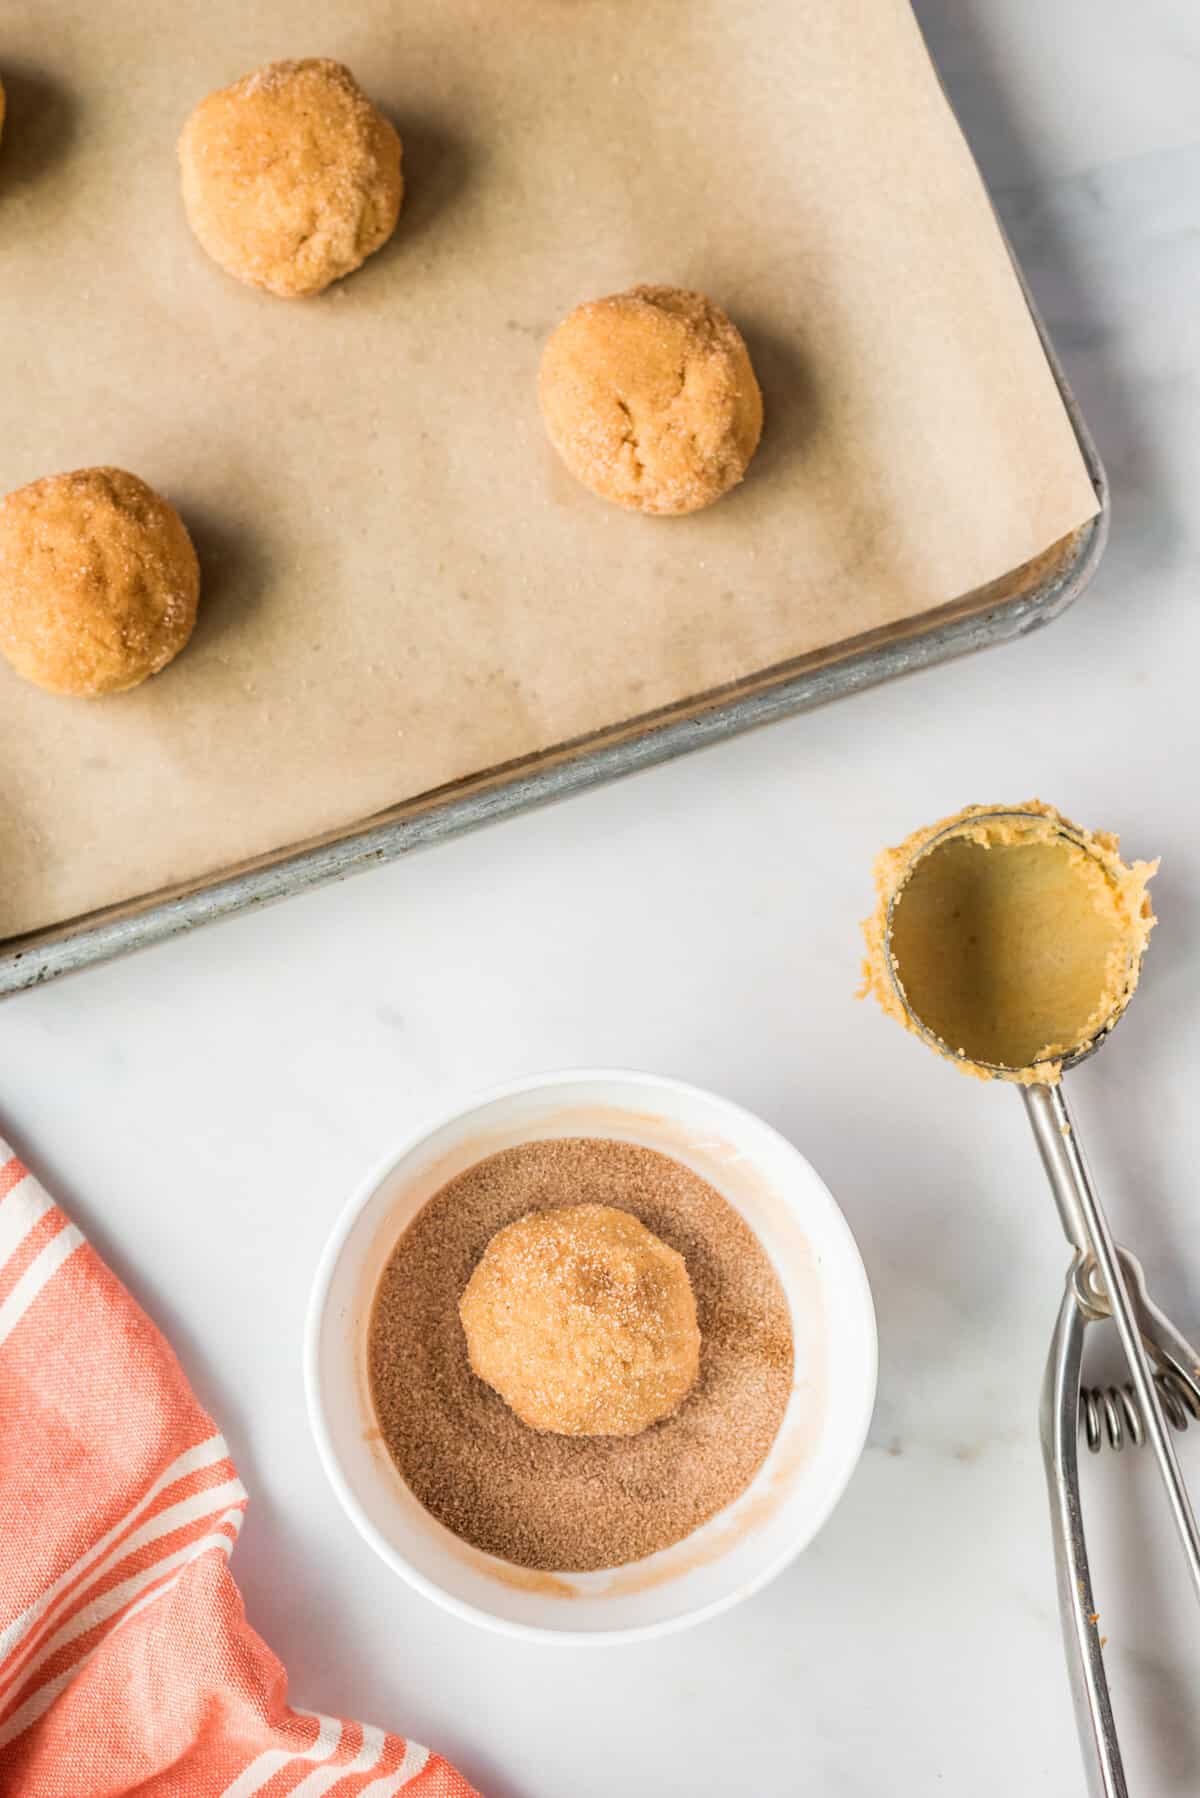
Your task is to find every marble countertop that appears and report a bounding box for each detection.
[4,2,1200,1791]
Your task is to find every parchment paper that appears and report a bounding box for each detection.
[0,0,1098,941]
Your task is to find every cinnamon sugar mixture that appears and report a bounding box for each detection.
[367,1138,794,1572]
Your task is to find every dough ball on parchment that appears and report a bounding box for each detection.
[538,284,763,515]
[0,468,200,697]
[459,1203,702,1437]
[179,58,403,299]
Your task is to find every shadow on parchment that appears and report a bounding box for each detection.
[735,316,821,498]
[343,112,480,300]
[395,115,480,249]
[0,64,78,202]
[181,501,274,661]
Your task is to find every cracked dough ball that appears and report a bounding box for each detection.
[459,1203,702,1437]
[0,468,200,697]
[538,284,763,515]
[179,58,403,299]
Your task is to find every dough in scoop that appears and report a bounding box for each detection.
[0,467,200,697]
[860,801,1158,1083]
[459,1203,701,1436]
[538,285,763,515]
[179,59,403,298]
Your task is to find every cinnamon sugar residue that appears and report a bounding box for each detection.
[367,1138,794,1572]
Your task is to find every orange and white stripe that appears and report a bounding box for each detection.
[217,1724,432,1798]
[0,1141,478,1798]
[216,1719,434,1798]
[0,1434,242,1673]
[0,1155,83,1351]
[286,1722,389,1796]
[0,1510,244,1750]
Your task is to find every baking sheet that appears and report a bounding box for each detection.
[0,0,1099,942]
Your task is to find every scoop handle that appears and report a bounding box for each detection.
[1041,1276,1126,1798]
[1024,1080,1200,1599]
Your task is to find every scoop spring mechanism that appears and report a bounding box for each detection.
[1081,1369,1200,1454]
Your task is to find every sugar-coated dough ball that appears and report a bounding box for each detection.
[459,1203,702,1436]
[538,284,763,515]
[179,58,403,299]
[0,468,200,697]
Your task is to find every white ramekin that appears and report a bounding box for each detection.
[305,1069,876,1643]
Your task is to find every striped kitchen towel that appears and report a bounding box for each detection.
[0,1143,479,1798]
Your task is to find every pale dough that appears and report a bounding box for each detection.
[861,801,1157,1082]
[538,285,763,515]
[179,59,403,299]
[0,467,200,697]
[459,1203,702,1436]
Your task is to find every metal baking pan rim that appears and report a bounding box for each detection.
[0,521,1107,995]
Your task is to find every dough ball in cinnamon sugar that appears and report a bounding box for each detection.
[459,1203,701,1437]
[538,284,763,515]
[179,58,403,299]
[0,468,200,697]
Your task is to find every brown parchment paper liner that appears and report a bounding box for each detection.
[0,0,1099,940]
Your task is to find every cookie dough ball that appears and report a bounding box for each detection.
[538,284,763,515]
[179,59,403,299]
[460,1203,701,1436]
[0,468,200,697]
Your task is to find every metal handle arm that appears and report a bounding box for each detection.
[1024,1080,1200,1603]
[1041,1274,1127,1798]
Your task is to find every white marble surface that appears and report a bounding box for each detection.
[4,2,1200,1791]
